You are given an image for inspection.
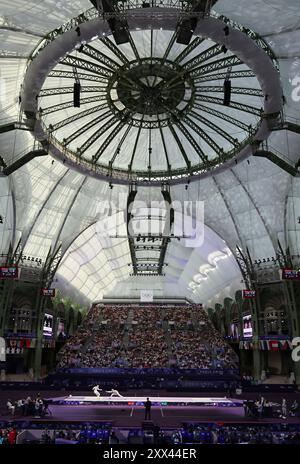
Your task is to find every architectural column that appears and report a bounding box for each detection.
[252,346,262,380]
[33,285,45,380]
[235,290,245,374]
[284,280,300,386]
[0,280,14,337]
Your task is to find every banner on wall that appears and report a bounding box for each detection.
[259,339,293,351]
[239,339,293,351]
[5,338,36,354]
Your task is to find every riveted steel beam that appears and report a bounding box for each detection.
[40,95,107,115]
[194,95,262,116]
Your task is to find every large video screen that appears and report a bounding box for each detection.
[43,313,53,337]
[243,314,253,338]
[0,266,18,279]
[41,288,56,297]
[282,269,300,280]
[243,289,256,299]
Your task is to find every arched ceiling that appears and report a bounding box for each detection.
[0,0,299,307]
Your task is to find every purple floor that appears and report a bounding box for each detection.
[1,390,300,427]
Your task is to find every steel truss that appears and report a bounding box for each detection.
[49,104,109,132]
[181,115,223,157]
[100,36,130,65]
[48,70,109,84]
[81,44,121,71]
[63,109,112,146]
[93,113,130,162]
[190,55,242,78]
[78,113,124,155]
[190,110,240,147]
[174,36,205,63]
[194,70,255,83]
[39,86,107,97]
[194,96,262,116]
[60,55,113,78]
[197,104,255,132]
[41,95,107,115]
[183,43,228,71]
[196,86,263,97]
[24,2,279,186]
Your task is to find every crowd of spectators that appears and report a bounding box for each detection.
[163,307,193,329]
[2,423,300,445]
[168,309,238,369]
[127,329,169,368]
[181,423,300,444]
[0,428,18,444]
[126,308,169,368]
[56,303,238,370]
[75,329,126,368]
[57,305,102,368]
[102,306,129,325]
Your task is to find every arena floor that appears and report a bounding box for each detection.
[1,390,300,427]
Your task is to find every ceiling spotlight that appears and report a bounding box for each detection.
[75,26,81,37]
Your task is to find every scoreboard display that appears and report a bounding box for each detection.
[243,289,256,299]
[42,288,56,297]
[43,313,53,337]
[0,266,18,279]
[243,314,253,338]
[281,269,300,280]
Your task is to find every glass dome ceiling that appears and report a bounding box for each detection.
[20,3,282,184]
[38,28,264,180]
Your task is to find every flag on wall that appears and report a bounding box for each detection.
[259,339,292,351]
[269,340,279,351]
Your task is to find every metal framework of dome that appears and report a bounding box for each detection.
[20,1,282,185]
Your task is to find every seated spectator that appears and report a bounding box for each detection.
[6,400,15,416]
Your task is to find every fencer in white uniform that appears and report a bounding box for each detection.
[106,388,123,397]
[92,385,102,398]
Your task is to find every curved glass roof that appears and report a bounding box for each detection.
[0,0,299,307]
[37,27,263,180]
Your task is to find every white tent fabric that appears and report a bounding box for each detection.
[0,0,299,306]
